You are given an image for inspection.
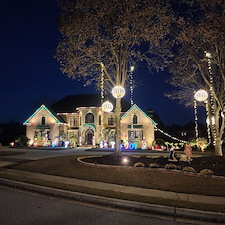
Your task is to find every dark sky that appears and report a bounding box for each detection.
[0,0,202,126]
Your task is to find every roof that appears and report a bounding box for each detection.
[50,94,130,113]
[122,104,157,125]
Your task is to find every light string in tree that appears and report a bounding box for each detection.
[100,65,104,103]
[130,66,134,106]
[205,51,216,144]
[205,100,212,144]
[194,98,199,138]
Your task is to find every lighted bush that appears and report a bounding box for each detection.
[134,162,145,167]
[165,164,177,170]
[200,169,213,176]
[182,167,196,173]
[149,163,160,168]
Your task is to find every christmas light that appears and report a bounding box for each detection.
[194,90,208,102]
[130,66,134,105]
[101,101,113,112]
[112,86,125,98]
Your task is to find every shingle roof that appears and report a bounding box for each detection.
[50,94,130,113]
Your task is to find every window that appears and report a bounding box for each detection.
[70,117,79,127]
[133,115,138,124]
[85,113,94,123]
[99,115,102,125]
[108,116,115,125]
[128,130,143,141]
[41,116,46,125]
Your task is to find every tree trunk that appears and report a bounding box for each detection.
[114,97,122,155]
[215,137,223,156]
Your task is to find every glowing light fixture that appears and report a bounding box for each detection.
[194,90,208,102]
[101,101,113,112]
[122,157,129,164]
[112,86,125,98]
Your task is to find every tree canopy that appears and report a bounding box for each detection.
[168,0,225,155]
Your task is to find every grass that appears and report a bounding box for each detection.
[1,154,225,212]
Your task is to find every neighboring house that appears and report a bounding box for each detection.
[23,94,156,148]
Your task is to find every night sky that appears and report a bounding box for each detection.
[0,0,202,126]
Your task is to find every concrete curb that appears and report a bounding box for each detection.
[1,177,225,223]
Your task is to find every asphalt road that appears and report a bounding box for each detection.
[0,185,194,225]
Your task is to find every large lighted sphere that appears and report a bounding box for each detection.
[194,90,208,102]
[102,101,113,112]
[112,86,125,98]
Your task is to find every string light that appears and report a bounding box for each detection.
[101,64,104,103]
[205,100,212,144]
[156,127,187,143]
[130,66,134,105]
[193,98,199,138]
[205,51,216,144]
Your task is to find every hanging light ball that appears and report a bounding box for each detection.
[101,101,113,112]
[112,86,125,98]
[194,89,208,102]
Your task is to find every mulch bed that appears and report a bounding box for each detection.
[81,154,225,176]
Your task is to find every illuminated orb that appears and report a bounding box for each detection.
[194,90,208,102]
[101,101,113,112]
[112,86,125,98]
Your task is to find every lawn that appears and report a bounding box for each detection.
[9,154,225,197]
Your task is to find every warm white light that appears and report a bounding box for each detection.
[205,52,212,58]
[194,90,208,102]
[112,86,125,98]
[122,157,129,164]
[130,66,135,72]
[101,101,113,112]
[211,116,215,125]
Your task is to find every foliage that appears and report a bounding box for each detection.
[15,135,29,147]
[200,169,214,176]
[149,163,160,168]
[190,137,208,151]
[152,138,166,146]
[133,162,145,167]
[168,0,225,156]
[165,164,177,170]
[182,166,196,173]
[56,0,173,154]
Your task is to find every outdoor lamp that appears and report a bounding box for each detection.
[194,89,208,102]
[101,101,113,112]
[112,86,125,98]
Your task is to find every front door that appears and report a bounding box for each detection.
[85,129,94,145]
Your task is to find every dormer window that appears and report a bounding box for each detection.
[133,115,138,124]
[41,116,46,125]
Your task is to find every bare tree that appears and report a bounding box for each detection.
[56,0,173,155]
[168,0,225,156]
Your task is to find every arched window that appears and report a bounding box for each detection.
[85,113,94,123]
[41,116,46,125]
[133,115,138,124]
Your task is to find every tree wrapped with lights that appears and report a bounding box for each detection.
[168,0,225,156]
[56,0,172,155]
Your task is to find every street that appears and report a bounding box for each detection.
[0,185,194,225]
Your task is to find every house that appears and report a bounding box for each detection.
[23,94,156,148]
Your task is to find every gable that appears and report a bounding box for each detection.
[23,104,63,125]
[121,104,157,125]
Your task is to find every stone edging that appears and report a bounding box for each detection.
[77,156,225,181]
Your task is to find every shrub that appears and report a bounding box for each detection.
[134,162,145,167]
[15,135,29,147]
[165,164,177,170]
[149,163,160,168]
[182,166,196,173]
[200,169,213,176]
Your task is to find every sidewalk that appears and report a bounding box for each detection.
[0,168,225,223]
